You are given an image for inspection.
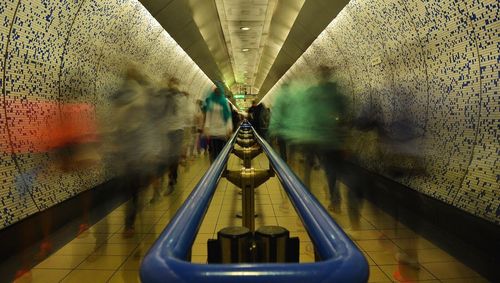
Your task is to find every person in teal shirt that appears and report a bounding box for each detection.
[270,66,349,211]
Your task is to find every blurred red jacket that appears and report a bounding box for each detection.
[1,99,98,153]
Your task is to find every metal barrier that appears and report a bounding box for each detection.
[140,122,369,283]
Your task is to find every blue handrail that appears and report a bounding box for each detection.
[140,123,369,283]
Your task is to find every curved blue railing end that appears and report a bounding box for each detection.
[140,123,369,283]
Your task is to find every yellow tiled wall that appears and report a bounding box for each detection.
[0,0,213,229]
[264,0,499,224]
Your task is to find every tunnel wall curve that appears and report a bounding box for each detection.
[263,0,499,224]
[0,0,214,229]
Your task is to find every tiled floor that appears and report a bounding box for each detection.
[13,151,490,283]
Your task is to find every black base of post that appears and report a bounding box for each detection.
[255,226,300,263]
[206,225,300,264]
[207,226,252,263]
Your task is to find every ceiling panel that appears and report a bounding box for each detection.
[216,0,280,91]
[188,0,236,86]
[140,0,350,97]
[139,0,175,15]
[251,0,305,93]
[225,10,267,22]
[257,0,351,98]
[139,0,227,86]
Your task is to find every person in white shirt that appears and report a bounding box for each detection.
[159,77,185,194]
[202,85,233,163]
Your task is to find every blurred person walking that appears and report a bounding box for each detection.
[269,83,292,162]
[193,99,205,157]
[271,67,349,212]
[230,103,241,132]
[304,66,349,212]
[108,66,158,237]
[203,83,233,163]
[182,92,197,162]
[147,79,175,204]
[159,77,186,195]
[248,100,270,140]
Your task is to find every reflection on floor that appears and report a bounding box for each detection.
[13,152,489,283]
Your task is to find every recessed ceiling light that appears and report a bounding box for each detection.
[242,48,249,52]
[240,27,251,31]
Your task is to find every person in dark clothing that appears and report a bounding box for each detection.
[247,100,269,139]
[230,103,241,132]
[303,66,349,212]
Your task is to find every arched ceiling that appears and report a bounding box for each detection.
[139,0,350,99]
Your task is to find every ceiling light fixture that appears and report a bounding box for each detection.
[240,27,251,31]
[242,48,249,52]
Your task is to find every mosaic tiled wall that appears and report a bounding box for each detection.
[264,0,499,224]
[0,0,213,229]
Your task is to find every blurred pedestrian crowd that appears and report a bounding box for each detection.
[8,62,430,280]
[9,65,236,280]
[268,65,428,212]
[266,65,428,272]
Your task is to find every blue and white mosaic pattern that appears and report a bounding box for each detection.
[0,0,213,229]
[264,0,499,224]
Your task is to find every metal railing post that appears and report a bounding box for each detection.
[226,124,271,231]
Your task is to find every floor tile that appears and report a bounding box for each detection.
[392,238,437,250]
[121,254,143,270]
[77,255,127,270]
[300,241,315,256]
[61,269,114,283]
[368,220,399,229]
[191,256,207,264]
[92,243,139,256]
[192,243,208,256]
[195,233,215,244]
[345,230,386,240]
[13,269,71,283]
[380,229,418,239]
[411,248,456,263]
[366,250,400,265]
[362,252,376,266]
[368,266,392,282]
[299,253,315,263]
[148,224,170,234]
[108,270,141,283]
[53,243,99,256]
[18,152,489,283]
[67,233,110,245]
[379,264,436,281]
[356,240,399,252]
[128,224,155,234]
[106,233,145,244]
[255,218,278,227]
[90,224,124,234]
[439,278,491,283]
[142,234,160,244]
[422,261,481,279]
[34,255,87,269]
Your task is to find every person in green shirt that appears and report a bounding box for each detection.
[270,66,349,211]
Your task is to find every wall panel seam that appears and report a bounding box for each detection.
[453,2,484,206]
[401,0,431,136]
